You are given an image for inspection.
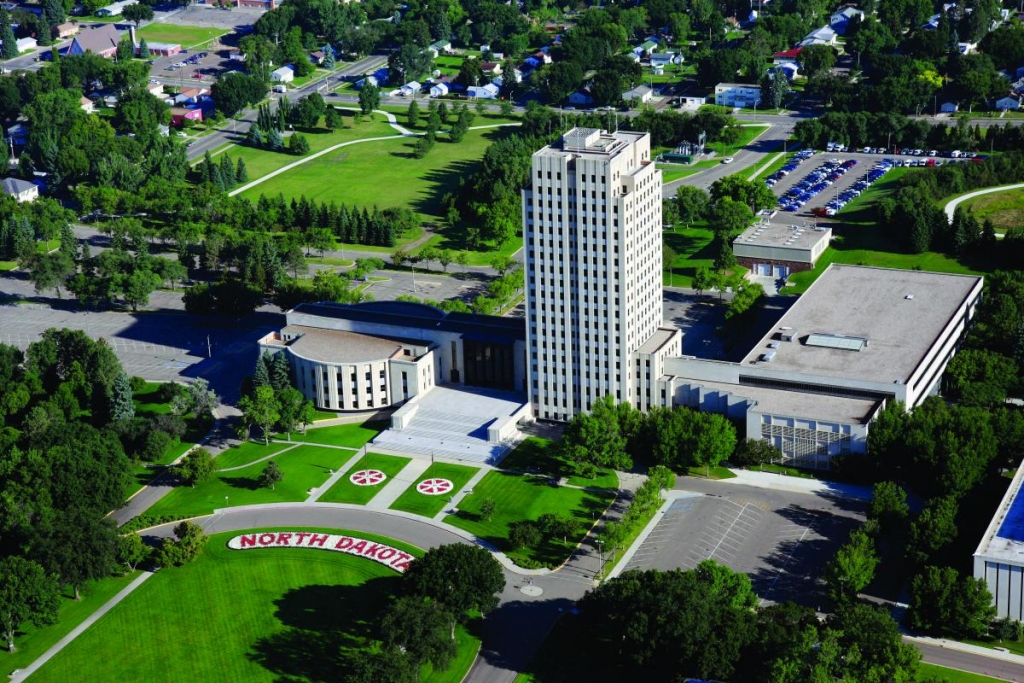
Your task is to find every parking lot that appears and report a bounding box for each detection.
[623,481,864,607]
[766,150,981,218]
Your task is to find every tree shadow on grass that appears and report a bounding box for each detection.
[250,578,400,682]
[220,476,260,490]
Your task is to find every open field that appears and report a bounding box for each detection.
[277,421,384,449]
[446,471,611,568]
[389,463,480,517]
[782,169,992,294]
[319,453,412,505]
[663,224,717,289]
[960,190,1024,233]
[0,573,141,679]
[239,127,513,225]
[136,24,226,47]
[499,437,619,490]
[146,445,350,517]
[30,529,475,683]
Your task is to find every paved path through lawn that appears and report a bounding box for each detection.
[365,457,433,510]
[748,150,786,181]
[9,571,155,683]
[217,443,299,472]
[944,182,1024,223]
[433,466,492,521]
[304,447,367,503]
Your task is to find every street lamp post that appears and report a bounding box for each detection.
[224,495,229,507]
[595,538,604,582]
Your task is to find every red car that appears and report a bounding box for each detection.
[192,73,204,79]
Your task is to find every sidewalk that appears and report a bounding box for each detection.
[365,458,433,510]
[435,466,492,521]
[720,468,874,500]
[305,449,366,502]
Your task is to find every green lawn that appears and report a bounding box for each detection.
[30,529,476,683]
[663,224,717,289]
[782,169,994,294]
[685,465,737,480]
[278,421,384,449]
[0,260,16,271]
[319,453,412,505]
[146,445,350,517]
[214,441,293,470]
[959,189,1024,233]
[0,572,141,679]
[917,663,1004,682]
[446,471,612,568]
[136,24,226,48]
[132,381,173,417]
[707,123,770,158]
[389,463,480,517]
[238,126,514,225]
[499,437,619,491]
[658,165,706,183]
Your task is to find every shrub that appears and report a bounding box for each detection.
[140,429,174,462]
[509,521,542,550]
[129,376,147,393]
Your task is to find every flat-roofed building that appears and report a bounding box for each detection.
[733,221,832,278]
[975,465,1024,620]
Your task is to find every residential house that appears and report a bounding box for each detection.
[157,124,169,137]
[532,50,552,65]
[170,107,203,127]
[14,37,36,52]
[633,39,658,57]
[480,62,502,76]
[174,87,207,104]
[400,81,421,96]
[68,24,120,58]
[957,42,977,54]
[429,81,448,98]
[714,82,762,107]
[995,95,1022,111]
[922,13,941,30]
[773,46,803,63]
[96,0,131,16]
[146,82,164,97]
[467,83,499,99]
[355,75,378,89]
[650,52,681,68]
[567,89,594,106]
[800,26,837,47]
[621,84,654,104]
[1,178,38,203]
[776,62,799,80]
[829,6,864,34]
[940,101,959,113]
[80,96,95,113]
[270,65,295,83]
[309,50,325,66]
[427,39,451,57]
[680,95,706,109]
[103,94,118,107]
[6,123,26,144]
[54,22,78,39]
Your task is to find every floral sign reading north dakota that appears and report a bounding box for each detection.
[228,531,414,573]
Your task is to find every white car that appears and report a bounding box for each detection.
[721,157,734,164]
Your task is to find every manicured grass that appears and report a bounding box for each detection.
[0,260,15,271]
[128,439,197,497]
[278,421,384,449]
[757,463,815,478]
[0,572,141,679]
[685,465,737,480]
[663,224,716,288]
[782,169,994,294]
[31,529,474,683]
[963,635,1024,657]
[311,409,339,421]
[227,113,398,184]
[499,437,619,491]
[746,142,803,180]
[318,452,412,505]
[136,24,226,47]
[306,256,354,267]
[238,126,514,225]
[132,381,173,417]
[446,471,612,568]
[214,441,293,470]
[146,445,350,517]
[389,463,480,517]
[917,663,1004,682]
[658,165,705,183]
[959,189,1024,233]
[707,123,770,158]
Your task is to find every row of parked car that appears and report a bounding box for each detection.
[763,149,817,187]
[776,158,859,213]
[813,159,895,216]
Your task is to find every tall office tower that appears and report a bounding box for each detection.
[522,127,665,421]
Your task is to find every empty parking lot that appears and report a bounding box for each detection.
[623,481,864,607]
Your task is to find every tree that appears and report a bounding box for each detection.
[155,521,207,567]
[258,460,283,490]
[692,412,736,477]
[238,385,280,444]
[380,596,458,669]
[174,447,216,487]
[560,395,632,476]
[120,267,162,312]
[692,266,714,297]
[358,83,380,116]
[867,481,909,531]
[509,520,542,549]
[276,386,305,439]
[731,438,781,469]
[324,107,343,131]
[761,68,789,110]
[0,10,17,60]
[801,44,837,80]
[122,2,154,29]
[407,99,420,128]
[907,495,959,565]
[708,199,754,236]
[403,544,505,619]
[826,528,879,603]
[109,371,135,423]
[908,565,996,638]
[32,508,119,600]
[663,244,678,287]
[288,133,310,155]
[138,38,149,60]
[480,498,497,522]
[322,44,336,69]
[0,556,60,652]
[709,175,776,213]
[27,251,75,299]
[117,533,148,572]
[823,603,920,682]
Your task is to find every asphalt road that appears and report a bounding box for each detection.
[913,640,1024,681]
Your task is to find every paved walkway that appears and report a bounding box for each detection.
[434,466,492,521]
[9,571,155,682]
[722,468,874,500]
[944,183,1024,223]
[304,448,366,503]
[365,457,434,510]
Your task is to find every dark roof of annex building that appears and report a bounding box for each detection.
[291,301,526,341]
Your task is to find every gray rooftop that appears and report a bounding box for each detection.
[740,265,983,383]
[673,377,879,424]
[1,177,35,195]
[638,327,680,354]
[975,464,1024,563]
[72,24,121,54]
[541,127,646,158]
[283,325,406,364]
[734,222,830,253]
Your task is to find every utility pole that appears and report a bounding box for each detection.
[207,335,212,358]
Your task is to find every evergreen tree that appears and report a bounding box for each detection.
[253,353,271,389]
[270,352,291,392]
[245,125,263,148]
[219,155,235,191]
[110,372,135,422]
[0,10,18,60]
[36,15,52,47]
[236,158,248,184]
[268,128,284,151]
[116,35,133,63]
[289,133,310,155]
[322,44,336,69]
[407,99,420,128]
[43,0,65,26]
[139,38,149,60]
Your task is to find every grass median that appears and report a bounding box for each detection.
[389,463,479,517]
